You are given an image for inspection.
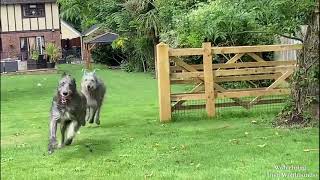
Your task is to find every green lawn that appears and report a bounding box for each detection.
[1,64,319,179]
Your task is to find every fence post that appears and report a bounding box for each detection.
[202,42,215,117]
[157,42,171,122]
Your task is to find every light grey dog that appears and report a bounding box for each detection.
[48,73,87,154]
[81,70,106,125]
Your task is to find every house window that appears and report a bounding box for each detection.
[22,4,45,18]
[20,36,45,60]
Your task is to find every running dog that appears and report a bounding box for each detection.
[81,70,106,125]
[48,73,87,154]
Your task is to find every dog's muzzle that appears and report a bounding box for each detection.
[60,94,71,105]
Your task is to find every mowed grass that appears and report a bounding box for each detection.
[1,64,319,180]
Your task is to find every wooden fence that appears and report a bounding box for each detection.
[157,42,302,122]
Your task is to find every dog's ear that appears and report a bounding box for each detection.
[61,72,67,77]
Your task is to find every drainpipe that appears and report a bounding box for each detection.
[80,35,84,61]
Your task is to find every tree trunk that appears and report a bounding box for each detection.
[276,4,319,126]
[151,28,160,79]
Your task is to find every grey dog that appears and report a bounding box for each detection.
[81,70,106,125]
[48,73,87,154]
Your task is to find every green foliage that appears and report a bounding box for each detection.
[167,0,315,47]
[59,0,316,71]
[45,43,60,63]
[31,50,39,60]
[91,45,124,66]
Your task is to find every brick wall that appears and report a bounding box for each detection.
[0,30,61,60]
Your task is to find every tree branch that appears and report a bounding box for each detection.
[233,31,304,42]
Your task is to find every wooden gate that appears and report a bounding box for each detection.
[157,42,302,122]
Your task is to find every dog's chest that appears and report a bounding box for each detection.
[84,94,97,107]
[59,108,75,121]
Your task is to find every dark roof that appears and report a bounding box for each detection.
[82,25,99,36]
[1,0,56,4]
[84,32,119,44]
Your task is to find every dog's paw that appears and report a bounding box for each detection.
[48,139,58,154]
[58,143,65,149]
[48,144,57,154]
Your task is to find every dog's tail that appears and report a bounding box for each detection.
[65,121,80,145]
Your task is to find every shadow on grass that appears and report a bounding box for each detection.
[86,121,127,129]
[57,138,112,161]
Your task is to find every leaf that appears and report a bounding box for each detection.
[196,163,201,168]
[303,149,319,152]
[245,132,249,135]
[144,172,153,179]
[181,144,186,150]
[251,120,257,124]
[257,143,267,148]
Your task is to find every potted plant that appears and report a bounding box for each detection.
[45,43,60,68]
[37,54,47,69]
[27,50,39,70]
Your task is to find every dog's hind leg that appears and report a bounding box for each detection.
[93,107,101,125]
[64,121,80,145]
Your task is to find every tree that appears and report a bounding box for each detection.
[276,2,319,126]
[58,0,98,30]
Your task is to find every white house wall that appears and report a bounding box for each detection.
[0,3,60,32]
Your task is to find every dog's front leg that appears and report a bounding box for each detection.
[60,121,67,147]
[93,107,101,125]
[48,118,58,154]
[85,107,90,122]
[88,107,95,124]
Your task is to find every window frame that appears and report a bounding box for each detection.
[22,3,46,18]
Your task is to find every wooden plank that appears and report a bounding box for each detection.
[170,57,205,108]
[172,99,286,111]
[203,42,215,117]
[172,83,204,108]
[212,44,302,54]
[214,84,250,109]
[157,43,171,122]
[171,93,206,101]
[217,88,290,98]
[171,72,204,80]
[172,73,279,83]
[247,52,266,62]
[171,66,295,80]
[172,57,200,72]
[173,104,205,111]
[170,79,197,84]
[249,70,294,105]
[225,53,244,64]
[215,74,280,82]
[170,61,297,72]
[214,66,296,76]
[169,48,203,56]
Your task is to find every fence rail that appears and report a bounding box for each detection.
[157,42,302,122]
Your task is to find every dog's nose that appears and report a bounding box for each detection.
[87,85,91,89]
[62,92,68,96]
